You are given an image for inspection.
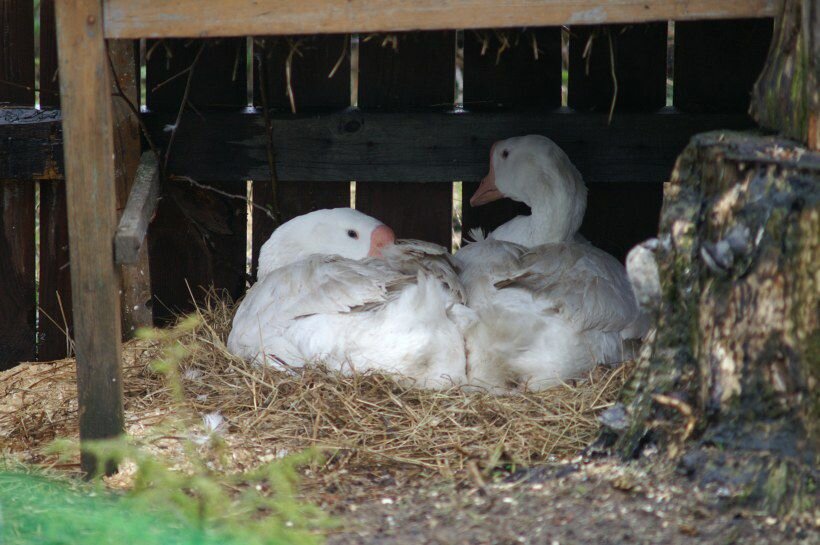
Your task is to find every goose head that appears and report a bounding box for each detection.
[470,135,588,243]
[257,208,395,277]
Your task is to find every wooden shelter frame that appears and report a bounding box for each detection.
[53,0,777,474]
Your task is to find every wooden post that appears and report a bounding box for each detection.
[54,0,124,476]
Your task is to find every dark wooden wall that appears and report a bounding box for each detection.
[252,35,351,277]
[1,0,37,368]
[569,23,668,262]
[0,9,774,367]
[37,0,74,362]
[145,39,249,322]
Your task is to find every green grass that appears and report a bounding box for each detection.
[0,472,255,545]
[3,320,328,545]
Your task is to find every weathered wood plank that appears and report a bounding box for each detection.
[103,0,778,40]
[115,152,160,265]
[463,28,562,111]
[0,0,36,369]
[0,181,36,368]
[568,23,667,113]
[356,32,454,248]
[37,0,70,361]
[2,108,756,184]
[0,0,35,105]
[109,39,154,335]
[40,0,60,108]
[38,180,73,361]
[0,109,63,180]
[54,0,124,475]
[143,109,754,184]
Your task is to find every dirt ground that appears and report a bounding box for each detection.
[2,345,816,544]
[318,457,817,545]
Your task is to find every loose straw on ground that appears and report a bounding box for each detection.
[1,293,633,481]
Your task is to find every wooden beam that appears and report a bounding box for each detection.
[2,108,756,184]
[55,0,124,476]
[102,0,778,39]
[145,109,754,184]
[0,108,63,180]
[114,152,160,265]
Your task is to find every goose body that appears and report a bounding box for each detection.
[456,136,642,390]
[227,209,470,389]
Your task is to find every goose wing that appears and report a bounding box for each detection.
[493,243,639,332]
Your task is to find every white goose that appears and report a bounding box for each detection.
[455,135,642,390]
[227,208,470,389]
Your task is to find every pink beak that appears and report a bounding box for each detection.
[470,142,504,207]
[368,224,396,257]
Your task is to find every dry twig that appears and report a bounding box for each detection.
[163,42,206,175]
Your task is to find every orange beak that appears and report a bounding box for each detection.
[470,170,503,207]
[470,143,504,207]
[368,224,396,258]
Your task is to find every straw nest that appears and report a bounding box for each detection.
[1,294,633,480]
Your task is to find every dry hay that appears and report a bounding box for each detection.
[1,295,633,481]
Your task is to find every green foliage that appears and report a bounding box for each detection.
[3,317,329,545]
[1,471,246,545]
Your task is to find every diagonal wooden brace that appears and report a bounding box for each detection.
[114,152,160,265]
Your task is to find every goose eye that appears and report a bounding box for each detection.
[501,149,510,159]
[347,229,359,239]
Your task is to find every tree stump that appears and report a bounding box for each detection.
[605,131,818,516]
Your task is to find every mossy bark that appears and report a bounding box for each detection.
[750,0,819,150]
[608,132,818,516]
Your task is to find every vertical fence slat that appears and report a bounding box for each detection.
[674,19,773,113]
[0,0,35,105]
[0,0,36,368]
[568,24,667,113]
[1,184,36,368]
[252,35,351,277]
[147,39,248,322]
[38,181,72,360]
[37,0,70,360]
[569,23,667,262]
[39,0,60,108]
[356,32,454,248]
[461,28,562,237]
[110,39,152,335]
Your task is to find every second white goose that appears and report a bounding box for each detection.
[456,135,642,390]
